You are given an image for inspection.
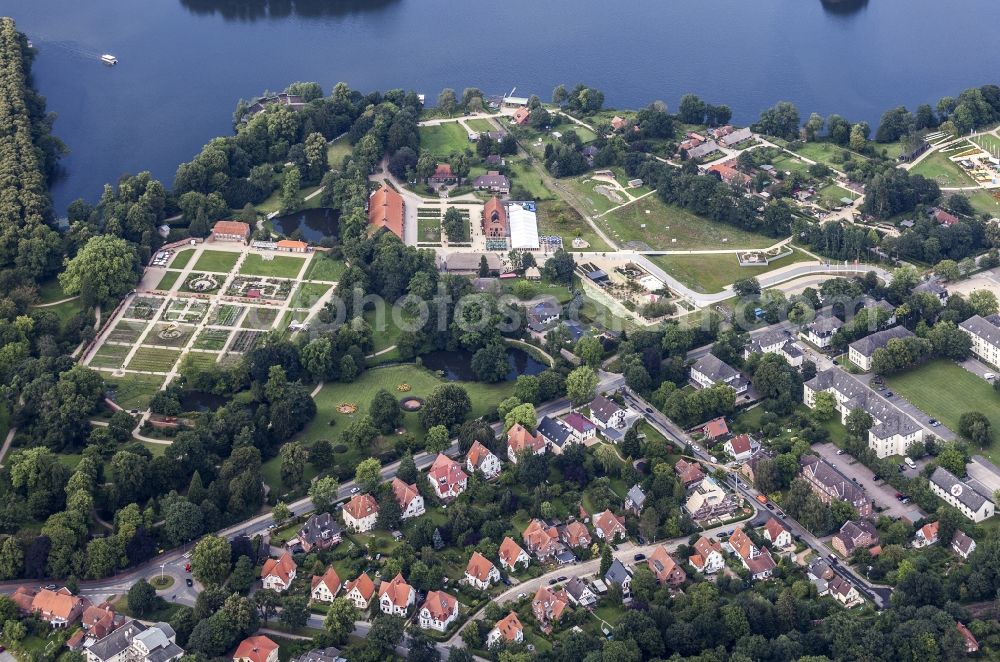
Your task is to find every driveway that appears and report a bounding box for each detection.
[877,385,956,442]
[958,356,997,381]
[812,442,925,522]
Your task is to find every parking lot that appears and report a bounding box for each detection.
[866,376,956,442]
[812,442,925,521]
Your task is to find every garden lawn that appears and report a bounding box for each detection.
[465,118,496,133]
[648,249,813,293]
[771,154,812,176]
[564,176,625,215]
[536,200,610,251]
[126,347,182,372]
[791,141,869,169]
[90,343,130,369]
[885,360,1000,461]
[35,278,69,304]
[599,195,778,251]
[240,254,308,278]
[304,253,346,281]
[194,328,231,350]
[105,373,165,410]
[508,160,555,200]
[959,189,1000,217]
[419,122,471,157]
[169,248,195,269]
[193,250,240,273]
[816,184,857,209]
[155,270,181,290]
[910,151,977,187]
[326,135,352,166]
[418,215,442,243]
[291,282,331,309]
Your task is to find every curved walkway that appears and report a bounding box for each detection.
[31,295,80,308]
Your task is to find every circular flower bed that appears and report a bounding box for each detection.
[400,397,424,412]
[336,403,358,414]
[396,383,412,392]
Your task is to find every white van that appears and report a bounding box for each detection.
[904,457,916,469]
[984,372,996,381]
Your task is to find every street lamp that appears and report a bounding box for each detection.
[159,563,166,584]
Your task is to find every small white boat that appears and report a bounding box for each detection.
[101,54,118,65]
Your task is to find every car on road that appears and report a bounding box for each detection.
[930,420,940,427]
[984,372,996,381]
[45,584,56,590]
[517,592,526,599]
[900,497,911,504]
[766,503,775,510]
[186,578,193,587]
[776,510,786,518]
[548,578,558,585]
[836,449,845,455]
[350,486,360,494]
[633,553,646,561]
[557,576,567,582]
[715,531,728,538]
[884,391,894,398]
[904,457,916,470]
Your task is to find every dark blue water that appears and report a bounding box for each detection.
[5,0,1000,213]
[421,348,546,382]
[273,207,339,241]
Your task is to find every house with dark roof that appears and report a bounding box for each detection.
[721,127,753,147]
[563,577,598,607]
[604,559,633,594]
[831,519,878,557]
[291,648,346,662]
[800,454,872,517]
[563,412,597,441]
[537,416,576,452]
[744,328,803,367]
[294,512,342,553]
[690,353,747,394]
[804,368,923,458]
[801,315,843,349]
[960,314,1000,368]
[85,619,183,662]
[740,449,775,485]
[929,467,995,522]
[951,529,977,558]
[848,325,914,371]
[685,140,721,160]
[589,395,626,430]
[472,171,510,194]
[915,277,950,303]
[625,485,647,515]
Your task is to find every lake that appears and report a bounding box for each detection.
[421,347,547,382]
[272,207,339,242]
[7,0,1000,212]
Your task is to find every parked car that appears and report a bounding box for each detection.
[633,553,646,561]
[350,486,360,494]
[186,578,193,587]
[644,407,653,413]
[884,391,894,398]
[548,579,558,585]
[836,449,845,455]
[557,576,567,582]
[517,592,526,599]
[715,531,728,538]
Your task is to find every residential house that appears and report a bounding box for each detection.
[367,184,405,240]
[762,519,792,549]
[419,591,459,632]
[740,450,775,485]
[647,546,687,586]
[522,519,566,562]
[744,328,803,367]
[537,416,576,453]
[590,395,626,430]
[563,412,597,442]
[686,140,721,159]
[721,126,753,147]
[512,107,531,125]
[604,559,633,595]
[913,521,939,548]
[234,635,279,662]
[806,558,835,596]
[801,316,844,349]
[429,163,457,185]
[593,510,627,542]
[847,326,914,371]
[532,586,569,633]
[685,476,739,521]
[482,197,508,238]
[342,493,380,532]
[378,574,415,617]
[957,623,980,653]
[487,612,524,648]
[929,467,995,522]
[343,573,376,609]
[466,440,502,479]
[679,136,704,152]
[827,575,864,607]
[84,620,184,662]
[832,520,879,557]
[310,568,342,603]
[507,423,546,463]
[800,454,873,517]
[558,521,592,549]
[391,477,425,520]
[689,536,726,574]
[804,368,923,458]
[625,485,647,515]
[472,171,511,194]
[611,116,627,131]
[723,433,758,462]
[81,603,122,640]
[211,220,251,243]
[243,93,307,118]
[690,353,748,394]
[728,527,777,580]
[527,300,560,333]
[290,648,346,662]
[295,512,342,552]
[707,161,752,188]
[525,266,542,280]
[27,587,86,629]
[498,536,531,571]
[427,453,469,499]
[701,417,729,443]
[959,314,1000,368]
[564,578,598,607]
[952,529,977,559]
[464,552,500,590]
[485,154,506,167]
[261,552,297,592]
[675,458,706,488]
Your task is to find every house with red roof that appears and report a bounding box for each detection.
[482,197,508,238]
[913,521,939,548]
[512,107,531,126]
[728,527,776,580]
[702,417,729,442]
[368,184,405,240]
[466,440,502,479]
[487,611,524,647]
[507,423,546,463]
[532,586,569,633]
[342,493,379,532]
[708,161,752,188]
[344,573,376,609]
[21,587,88,628]
[932,208,959,226]
[81,602,122,639]
[957,622,979,653]
[464,552,500,590]
[429,162,457,185]
[418,591,459,632]
[522,519,565,561]
[310,567,342,603]
[275,239,308,253]
[427,453,469,499]
[593,510,627,542]
[563,412,597,442]
[647,545,687,586]
[558,521,592,549]
[391,477,425,520]
[234,635,279,662]
[724,434,758,462]
[689,536,726,574]
[212,220,251,243]
[762,518,793,549]
[378,574,415,617]
[675,458,705,488]
[498,536,531,571]
[261,552,297,592]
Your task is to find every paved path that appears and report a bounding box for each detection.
[0,427,15,469]
[31,295,80,308]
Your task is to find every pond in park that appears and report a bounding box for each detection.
[273,208,340,242]
[421,347,546,382]
[179,390,231,413]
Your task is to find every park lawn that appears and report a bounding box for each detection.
[508,160,556,200]
[35,277,69,304]
[291,282,331,309]
[599,195,777,251]
[126,347,182,372]
[45,297,85,327]
[536,199,611,251]
[959,189,1000,217]
[885,360,1000,459]
[647,248,813,293]
[564,176,625,215]
[256,185,324,215]
[791,141,868,169]
[240,254,308,278]
[261,454,320,500]
[771,153,812,176]
[362,308,413,354]
[417,215,442,244]
[105,372,165,410]
[304,252,346,282]
[465,118,496,133]
[326,135,352,166]
[816,184,858,209]
[973,133,1000,155]
[910,151,977,187]
[193,250,240,273]
[419,122,472,157]
[155,270,181,290]
[169,248,195,269]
